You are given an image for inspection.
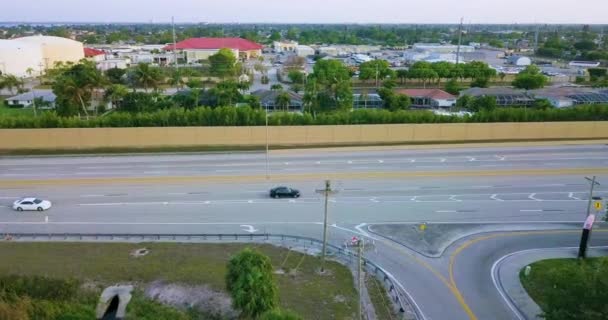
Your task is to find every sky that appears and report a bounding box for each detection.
[1,0,607,24]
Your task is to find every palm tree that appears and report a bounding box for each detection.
[132,63,162,92]
[168,70,185,90]
[1,75,24,95]
[105,84,129,110]
[274,91,291,112]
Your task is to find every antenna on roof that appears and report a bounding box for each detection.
[456,17,463,65]
[172,16,178,70]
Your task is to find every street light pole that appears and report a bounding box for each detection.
[265,103,269,180]
[316,180,338,273]
[357,238,364,320]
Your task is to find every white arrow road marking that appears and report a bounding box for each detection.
[328,199,337,203]
[410,159,416,163]
[240,225,258,233]
[411,196,418,201]
[44,216,49,223]
[315,161,321,165]
[436,210,458,213]
[569,192,582,200]
[378,160,384,163]
[247,200,254,204]
[449,195,462,202]
[204,201,211,204]
[491,194,504,201]
[495,155,506,161]
[347,160,353,164]
[529,193,542,201]
[440,158,447,163]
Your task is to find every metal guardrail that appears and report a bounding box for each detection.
[2,232,421,320]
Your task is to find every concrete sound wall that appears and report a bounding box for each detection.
[0,122,607,151]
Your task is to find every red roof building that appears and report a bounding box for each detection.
[164,37,263,62]
[395,89,457,108]
[84,47,105,57]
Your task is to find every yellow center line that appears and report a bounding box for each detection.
[448,229,608,320]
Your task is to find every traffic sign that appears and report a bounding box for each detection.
[594,201,603,211]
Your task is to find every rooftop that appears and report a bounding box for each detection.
[7,90,56,102]
[164,37,263,51]
[396,89,456,100]
[84,47,105,57]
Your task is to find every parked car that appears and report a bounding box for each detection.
[269,186,300,198]
[12,198,52,212]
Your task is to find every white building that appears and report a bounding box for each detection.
[5,91,56,108]
[273,41,298,53]
[412,43,475,53]
[296,45,315,57]
[352,54,372,63]
[507,55,532,66]
[569,61,601,68]
[16,35,84,69]
[97,58,130,71]
[0,39,44,77]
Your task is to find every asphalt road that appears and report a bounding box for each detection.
[1,144,607,320]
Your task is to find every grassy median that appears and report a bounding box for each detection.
[0,242,357,319]
[520,257,608,320]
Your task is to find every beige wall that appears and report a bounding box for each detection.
[0,122,607,151]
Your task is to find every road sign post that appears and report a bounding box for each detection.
[316,180,338,273]
[585,176,600,217]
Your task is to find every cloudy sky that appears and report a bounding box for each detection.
[2,0,607,24]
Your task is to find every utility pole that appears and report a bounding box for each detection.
[585,176,600,216]
[456,18,463,65]
[357,238,364,320]
[172,16,178,70]
[534,24,540,53]
[265,103,270,180]
[375,62,379,88]
[315,180,338,273]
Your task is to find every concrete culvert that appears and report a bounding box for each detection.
[96,285,133,320]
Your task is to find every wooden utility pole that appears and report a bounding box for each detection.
[316,180,338,273]
[357,238,364,320]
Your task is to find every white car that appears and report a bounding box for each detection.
[12,198,52,212]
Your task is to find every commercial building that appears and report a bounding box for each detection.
[273,41,298,53]
[296,45,315,57]
[164,37,263,63]
[0,35,84,77]
[84,47,106,62]
[412,43,475,53]
[97,58,130,71]
[569,61,601,68]
[396,89,456,108]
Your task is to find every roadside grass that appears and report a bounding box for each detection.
[0,242,357,319]
[520,257,608,320]
[365,275,398,320]
[0,102,36,117]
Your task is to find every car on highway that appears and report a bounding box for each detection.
[269,186,300,198]
[12,198,52,212]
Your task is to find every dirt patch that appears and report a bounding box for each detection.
[130,248,150,258]
[145,281,238,319]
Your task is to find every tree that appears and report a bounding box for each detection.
[396,69,408,84]
[358,60,392,82]
[512,65,548,90]
[287,70,305,84]
[269,31,281,42]
[186,78,203,89]
[283,56,306,71]
[470,77,490,88]
[209,48,237,78]
[226,248,278,318]
[468,95,497,112]
[444,78,460,95]
[275,91,291,111]
[270,84,283,91]
[168,70,185,89]
[52,61,105,117]
[211,80,242,106]
[305,59,353,111]
[0,74,24,95]
[377,87,411,111]
[574,40,597,51]
[130,63,163,92]
[105,84,129,110]
[532,98,553,110]
[105,67,126,84]
[588,68,607,79]
[498,72,507,82]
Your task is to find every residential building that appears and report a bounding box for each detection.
[460,87,535,107]
[353,93,383,109]
[396,89,457,108]
[251,89,303,112]
[273,41,298,53]
[164,37,263,63]
[5,91,56,108]
[84,47,106,62]
[507,55,532,66]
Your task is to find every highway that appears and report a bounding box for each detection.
[1,143,607,320]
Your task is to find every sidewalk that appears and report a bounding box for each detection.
[494,246,608,320]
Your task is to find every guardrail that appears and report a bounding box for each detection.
[2,232,421,320]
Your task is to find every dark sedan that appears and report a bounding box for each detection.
[269,186,300,198]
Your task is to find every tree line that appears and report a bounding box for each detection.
[2,105,608,129]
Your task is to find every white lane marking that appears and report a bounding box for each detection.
[370,198,379,203]
[328,199,337,203]
[347,160,353,164]
[436,210,457,213]
[491,194,504,201]
[167,192,188,195]
[467,157,476,161]
[410,196,418,201]
[410,159,416,163]
[378,160,384,163]
[288,199,296,203]
[79,194,106,198]
[315,161,321,165]
[529,193,542,201]
[0,221,322,225]
[163,202,169,205]
[247,200,254,204]
[143,171,167,174]
[372,264,427,320]
[472,185,493,188]
[214,169,239,173]
[79,202,165,206]
[440,158,447,163]
[284,162,289,165]
[240,225,258,233]
[0,196,18,199]
[520,209,542,212]
[494,155,506,161]
[74,172,118,175]
[490,246,608,320]
[569,192,582,200]
[78,166,135,170]
[44,215,49,223]
[204,201,211,204]
[449,195,462,202]
[330,224,379,241]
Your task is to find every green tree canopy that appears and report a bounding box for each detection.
[105,67,126,84]
[305,59,353,111]
[287,70,306,84]
[226,248,278,318]
[209,48,237,78]
[358,60,393,81]
[52,60,105,116]
[512,65,548,90]
[129,63,163,92]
